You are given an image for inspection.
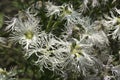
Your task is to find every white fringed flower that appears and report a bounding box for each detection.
[60,4,83,26]
[104,12,119,26]
[111,25,120,40]
[103,10,120,40]
[62,39,97,76]
[26,33,70,71]
[5,9,38,31]
[80,0,108,12]
[84,30,109,46]
[80,20,109,46]
[111,8,120,40]
[75,20,109,48]
[8,12,42,50]
[45,2,84,28]
[71,39,95,63]
[45,1,62,18]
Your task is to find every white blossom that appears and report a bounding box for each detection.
[103,10,120,40]
[8,12,42,50]
[45,1,62,18]
[60,4,83,26]
[112,25,120,40]
[81,28,109,47]
[79,0,109,12]
[104,12,119,26]
[26,33,70,71]
[62,39,97,76]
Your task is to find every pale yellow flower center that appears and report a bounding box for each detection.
[61,7,72,17]
[24,31,34,39]
[117,18,120,23]
[71,43,82,57]
[64,9,72,15]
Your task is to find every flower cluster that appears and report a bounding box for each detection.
[6,10,42,50]
[45,2,84,27]
[3,0,120,80]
